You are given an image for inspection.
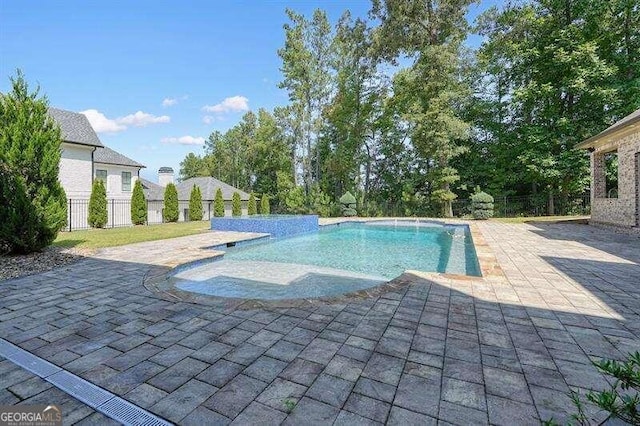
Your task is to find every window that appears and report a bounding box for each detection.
[122,172,132,192]
[95,170,107,188]
[605,151,618,198]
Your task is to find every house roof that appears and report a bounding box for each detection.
[143,176,251,201]
[577,108,640,149]
[178,177,251,201]
[48,107,103,147]
[139,178,165,201]
[94,146,145,168]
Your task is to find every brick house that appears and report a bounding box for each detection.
[577,109,640,231]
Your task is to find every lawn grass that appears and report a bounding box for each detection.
[53,220,211,249]
[491,215,589,224]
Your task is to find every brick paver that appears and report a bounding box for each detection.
[1,223,639,424]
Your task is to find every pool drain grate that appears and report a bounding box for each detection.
[0,338,172,426]
[47,370,113,407]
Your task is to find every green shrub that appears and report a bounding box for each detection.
[285,186,307,214]
[261,194,270,215]
[232,192,242,216]
[163,183,179,222]
[545,352,640,425]
[0,71,67,253]
[214,188,225,217]
[188,184,203,221]
[248,193,257,215]
[309,185,332,217]
[130,179,147,225]
[339,191,358,217]
[471,191,494,220]
[88,180,108,228]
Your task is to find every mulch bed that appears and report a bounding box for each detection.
[0,247,91,282]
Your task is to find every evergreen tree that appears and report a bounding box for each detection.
[260,194,271,215]
[214,188,225,217]
[247,193,257,215]
[188,184,203,221]
[0,71,67,253]
[88,180,108,228]
[130,179,147,225]
[163,183,179,222]
[232,192,242,216]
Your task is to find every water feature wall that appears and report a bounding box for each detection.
[211,215,319,238]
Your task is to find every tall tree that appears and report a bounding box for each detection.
[0,71,67,253]
[372,0,473,217]
[179,153,207,180]
[278,8,334,192]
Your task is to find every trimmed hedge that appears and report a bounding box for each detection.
[188,184,203,221]
[232,192,242,216]
[88,180,108,228]
[214,188,225,217]
[471,191,494,220]
[163,183,179,222]
[339,191,358,217]
[131,179,147,225]
[260,195,270,215]
[248,193,257,215]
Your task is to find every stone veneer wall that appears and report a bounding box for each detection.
[590,129,640,228]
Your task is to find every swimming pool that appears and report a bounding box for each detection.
[172,220,481,300]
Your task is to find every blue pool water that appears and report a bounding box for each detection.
[172,221,481,300]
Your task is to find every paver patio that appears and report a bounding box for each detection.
[1,222,639,425]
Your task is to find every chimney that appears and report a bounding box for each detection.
[158,167,174,187]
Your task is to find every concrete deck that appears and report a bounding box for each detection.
[1,222,639,425]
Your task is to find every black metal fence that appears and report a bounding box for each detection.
[452,194,591,218]
[65,199,216,231]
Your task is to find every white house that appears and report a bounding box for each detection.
[49,107,145,229]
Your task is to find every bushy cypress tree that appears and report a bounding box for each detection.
[214,188,225,217]
[0,71,67,253]
[88,180,108,228]
[163,183,179,222]
[130,179,147,225]
[260,194,270,215]
[248,193,257,215]
[189,184,203,221]
[232,192,242,216]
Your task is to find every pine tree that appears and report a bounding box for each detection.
[189,184,203,221]
[0,71,67,253]
[248,193,257,215]
[214,188,225,217]
[88,180,108,228]
[260,194,270,215]
[163,183,179,222]
[130,179,147,225]
[232,192,242,216]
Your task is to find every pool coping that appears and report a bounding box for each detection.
[142,218,505,309]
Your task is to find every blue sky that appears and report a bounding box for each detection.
[0,0,498,182]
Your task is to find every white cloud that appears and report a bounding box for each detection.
[202,95,249,114]
[162,98,177,107]
[161,135,206,146]
[117,111,170,127]
[80,109,126,133]
[81,109,170,133]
